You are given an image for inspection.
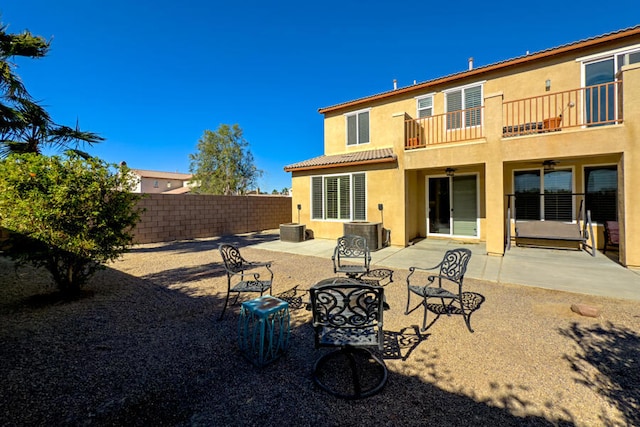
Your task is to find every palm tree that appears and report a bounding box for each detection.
[0,23,102,157]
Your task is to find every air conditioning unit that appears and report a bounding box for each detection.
[343,222,383,251]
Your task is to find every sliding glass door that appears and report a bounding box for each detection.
[428,175,478,237]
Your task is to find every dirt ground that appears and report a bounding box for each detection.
[1,234,639,426]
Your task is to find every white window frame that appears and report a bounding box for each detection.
[310,172,367,221]
[577,43,640,73]
[344,108,371,146]
[444,82,485,130]
[579,49,635,125]
[415,93,434,118]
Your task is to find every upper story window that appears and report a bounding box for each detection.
[580,45,640,84]
[445,83,483,130]
[580,46,640,125]
[153,180,159,188]
[345,109,370,145]
[416,95,433,118]
[616,47,640,72]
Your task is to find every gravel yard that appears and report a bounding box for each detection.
[1,234,639,426]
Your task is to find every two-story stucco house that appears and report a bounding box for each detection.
[285,26,640,267]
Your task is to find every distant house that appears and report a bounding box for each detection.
[129,169,193,194]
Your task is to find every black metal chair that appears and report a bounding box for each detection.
[357,268,394,287]
[309,277,387,399]
[405,248,475,332]
[218,244,273,320]
[332,235,371,279]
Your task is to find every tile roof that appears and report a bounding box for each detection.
[284,148,397,172]
[319,25,640,114]
[131,169,192,180]
[163,186,192,194]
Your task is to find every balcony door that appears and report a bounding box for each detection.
[584,58,615,125]
[427,175,478,237]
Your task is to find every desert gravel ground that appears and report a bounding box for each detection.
[1,233,639,426]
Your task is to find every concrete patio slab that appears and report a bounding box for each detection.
[251,231,640,301]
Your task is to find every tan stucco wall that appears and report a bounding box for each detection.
[293,35,640,264]
[290,161,405,246]
[620,62,640,267]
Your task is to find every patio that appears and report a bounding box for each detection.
[255,232,640,301]
[0,232,638,425]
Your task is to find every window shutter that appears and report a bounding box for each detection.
[464,85,482,127]
[352,173,366,220]
[311,177,323,219]
[358,111,369,144]
[464,86,482,108]
[446,91,462,129]
[347,115,357,145]
[339,176,350,219]
[325,176,338,219]
[446,91,462,112]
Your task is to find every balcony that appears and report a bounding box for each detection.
[405,106,484,149]
[404,82,623,149]
[503,81,623,137]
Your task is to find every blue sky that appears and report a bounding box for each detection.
[2,2,638,192]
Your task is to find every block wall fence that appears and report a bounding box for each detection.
[133,194,292,244]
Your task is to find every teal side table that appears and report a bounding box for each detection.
[238,296,290,367]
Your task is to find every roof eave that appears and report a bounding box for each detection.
[284,156,397,172]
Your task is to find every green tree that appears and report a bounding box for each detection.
[0,22,103,157]
[0,152,143,296]
[189,124,262,195]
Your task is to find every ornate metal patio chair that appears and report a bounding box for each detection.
[405,248,476,332]
[309,277,387,399]
[218,244,273,320]
[332,235,371,279]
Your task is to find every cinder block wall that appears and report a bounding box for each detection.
[133,194,292,244]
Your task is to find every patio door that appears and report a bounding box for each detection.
[584,58,615,125]
[428,175,478,237]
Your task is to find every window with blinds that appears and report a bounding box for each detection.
[352,173,366,220]
[446,84,482,129]
[311,177,323,219]
[446,91,462,130]
[346,110,370,145]
[417,96,433,118]
[514,169,573,221]
[310,173,366,220]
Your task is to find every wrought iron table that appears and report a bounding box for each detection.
[238,295,290,367]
